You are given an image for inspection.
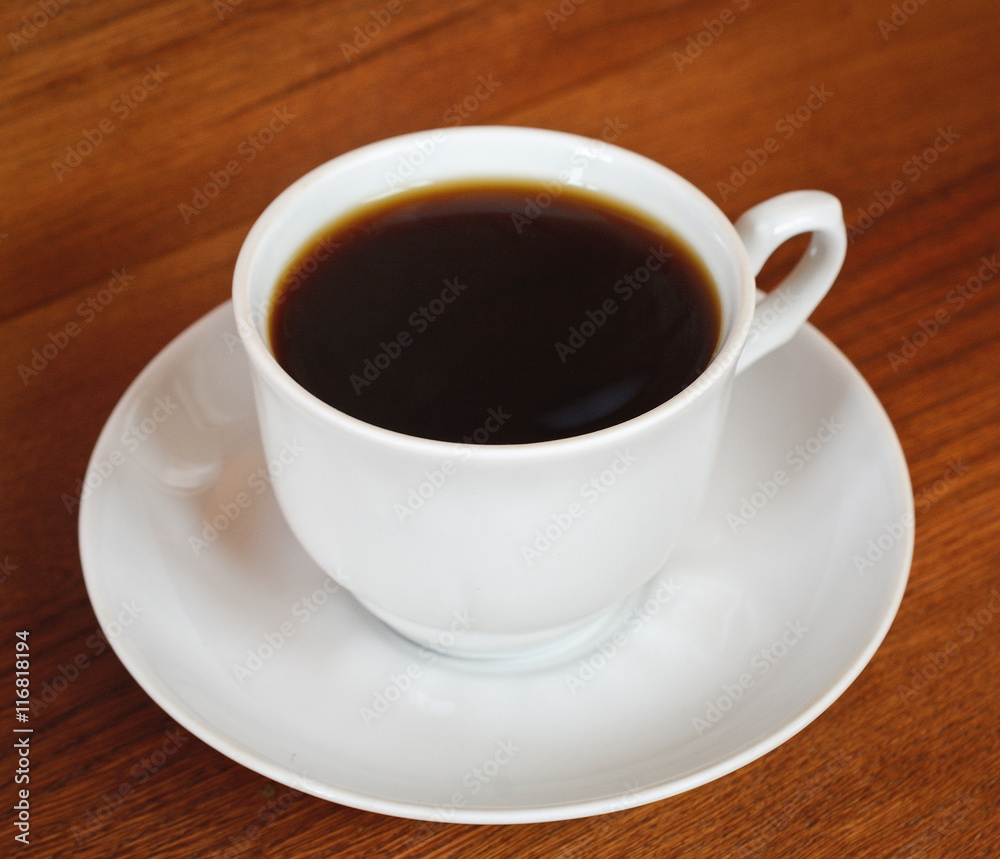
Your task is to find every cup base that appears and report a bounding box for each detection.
[355,593,641,662]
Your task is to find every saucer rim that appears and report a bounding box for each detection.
[78,301,913,824]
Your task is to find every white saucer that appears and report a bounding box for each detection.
[79,302,913,824]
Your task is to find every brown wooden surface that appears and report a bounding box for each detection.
[2,0,999,856]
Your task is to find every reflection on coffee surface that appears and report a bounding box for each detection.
[269,181,720,444]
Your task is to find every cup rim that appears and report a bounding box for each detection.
[233,125,757,457]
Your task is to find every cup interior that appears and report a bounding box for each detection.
[234,126,754,437]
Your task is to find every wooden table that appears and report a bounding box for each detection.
[2,0,998,855]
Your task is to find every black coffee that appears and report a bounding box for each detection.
[269,180,720,444]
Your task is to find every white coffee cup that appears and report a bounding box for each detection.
[233,126,846,659]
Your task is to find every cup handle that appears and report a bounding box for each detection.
[734,191,847,374]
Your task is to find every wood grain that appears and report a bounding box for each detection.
[2,0,999,856]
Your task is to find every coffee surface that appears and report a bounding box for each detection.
[269,181,720,444]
